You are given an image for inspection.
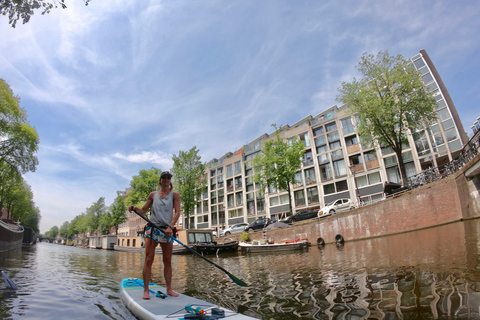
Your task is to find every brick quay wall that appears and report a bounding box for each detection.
[222,154,480,245]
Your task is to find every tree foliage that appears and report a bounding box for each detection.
[85,197,106,234]
[45,225,58,238]
[253,125,305,215]
[109,191,127,235]
[0,0,90,28]
[0,78,39,176]
[336,50,437,186]
[125,167,162,207]
[171,146,205,229]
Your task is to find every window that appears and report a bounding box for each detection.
[333,159,347,177]
[345,135,359,147]
[386,167,401,184]
[294,190,306,207]
[329,140,341,150]
[327,131,340,142]
[313,126,324,136]
[210,191,217,204]
[256,198,265,213]
[304,167,316,185]
[247,200,255,215]
[318,153,329,164]
[341,117,355,135]
[235,192,243,206]
[320,163,332,181]
[307,187,319,205]
[336,180,348,192]
[364,150,377,162]
[442,119,454,130]
[293,172,303,188]
[227,179,234,192]
[325,121,337,132]
[218,189,224,203]
[226,164,233,178]
[217,175,224,188]
[331,150,344,161]
[437,108,451,122]
[304,150,314,166]
[316,144,328,154]
[217,167,223,175]
[413,58,425,69]
[421,72,434,84]
[300,132,310,147]
[384,155,398,167]
[227,194,234,208]
[210,169,216,177]
[235,176,242,190]
[210,177,216,190]
[315,135,326,146]
[234,161,242,175]
[323,183,335,195]
[229,208,243,219]
[444,127,458,142]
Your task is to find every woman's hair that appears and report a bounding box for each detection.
[158,177,173,190]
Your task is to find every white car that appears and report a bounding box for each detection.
[318,198,354,217]
[220,223,248,236]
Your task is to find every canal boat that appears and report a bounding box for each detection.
[0,219,24,251]
[191,238,239,255]
[22,227,37,246]
[120,277,258,320]
[239,238,308,253]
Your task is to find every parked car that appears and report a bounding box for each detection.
[318,198,354,217]
[280,210,318,224]
[244,217,272,232]
[221,223,248,236]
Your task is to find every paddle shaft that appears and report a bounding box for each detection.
[132,209,246,286]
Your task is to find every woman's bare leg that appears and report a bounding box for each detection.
[143,237,157,299]
[160,242,179,297]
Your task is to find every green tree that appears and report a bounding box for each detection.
[0,78,39,177]
[59,221,69,238]
[337,50,437,186]
[253,125,305,216]
[98,212,112,235]
[125,167,162,207]
[171,146,205,229]
[45,225,58,238]
[109,191,127,235]
[0,0,90,28]
[85,197,106,234]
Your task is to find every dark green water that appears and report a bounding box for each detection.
[1,219,480,319]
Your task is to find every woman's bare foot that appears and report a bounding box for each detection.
[167,289,179,297]
[143,291,150,299]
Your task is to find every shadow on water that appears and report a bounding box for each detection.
[1,219,480,319]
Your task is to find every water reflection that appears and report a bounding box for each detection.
[1,220,480,319]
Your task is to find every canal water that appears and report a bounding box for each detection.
[1,219,480,320]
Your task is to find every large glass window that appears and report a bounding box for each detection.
[323,183,335,195]
[341,117,355,135]
[235,192,243,206]
[327,131,340,142]
[300,132,310,147]
[325,121,337,132]
[293,172,303,188]
[226,164,233,178]
[234,161,242,175]
[307,187,319,205]
[315,135,326,146]
[421,72,434,84]
[437,108,451,122]
[235,176,242,190]
[217,175,224,188]
[329,140,341,150]
[304,167,316,185]
[320,163,332,181]
[318,153,329,164]
[333,159,347,177]
[210,177,216,190]
[444,127,458,142]
[294,190,306,207]
[304,150,314,166]
[227,194,234,208]
[227,179,233,192]
[256,198,265,213]
[313,126,324,136]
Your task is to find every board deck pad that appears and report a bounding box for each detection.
[120,278,257,320]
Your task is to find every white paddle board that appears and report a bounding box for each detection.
[120,278,257,320]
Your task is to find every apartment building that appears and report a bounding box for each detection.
[190,49,469,232]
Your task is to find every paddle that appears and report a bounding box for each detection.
[132,209,247,287]
[1,270,18,290]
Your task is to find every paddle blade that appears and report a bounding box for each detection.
[228,274,248,287]
[1,270,18,290]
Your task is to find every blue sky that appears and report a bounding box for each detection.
[1,1,478,233]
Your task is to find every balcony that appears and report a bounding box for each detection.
[347,144,360,154]
[350,163,365,173]
[366,159,380,170]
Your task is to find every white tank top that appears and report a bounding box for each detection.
[150,191,174,227]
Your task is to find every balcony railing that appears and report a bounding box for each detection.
[347,144,360,154]
[350,163,365,173]
[366,159,380,170]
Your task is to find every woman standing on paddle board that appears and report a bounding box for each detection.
[129,171,181,299]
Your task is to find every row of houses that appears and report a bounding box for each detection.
[119,49,469,237]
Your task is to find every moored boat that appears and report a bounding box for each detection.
[22,227,37,246]
[192,238,239,255]
[0,219,24,251]
[239,238,308,253]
